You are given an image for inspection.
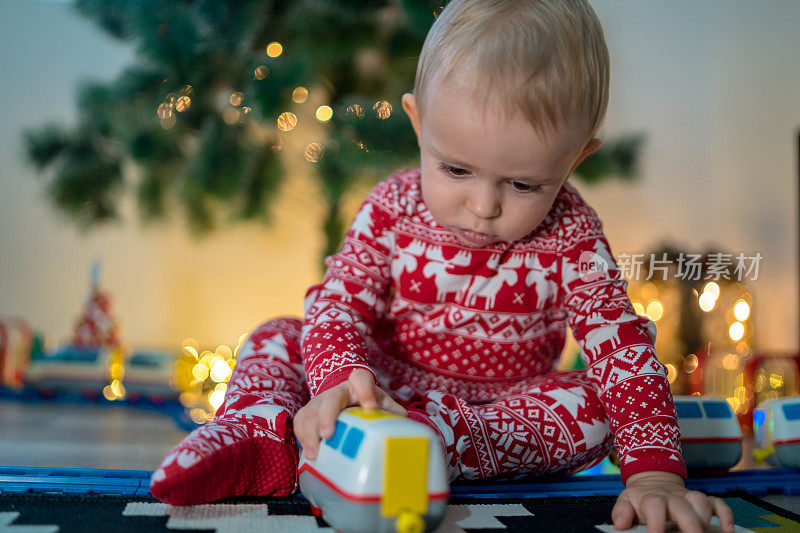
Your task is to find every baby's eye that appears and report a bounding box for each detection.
[438,163,469,177]
[510,181,541,193]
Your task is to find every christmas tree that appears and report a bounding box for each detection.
[24,0,642,264]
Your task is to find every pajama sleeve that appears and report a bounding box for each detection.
[300,178,399,397]
[558,205,687,483]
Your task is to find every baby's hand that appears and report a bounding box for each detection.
[612,471,734,533]
[293,368,407,460]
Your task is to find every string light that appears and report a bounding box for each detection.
[175,96,191,112]
[304,142,325,162]
[277,112,297,131]
[346,104,364,119]
[316,105,333,122]
[230,92,244,106]
[645,300,663,321]
[266,42,283,58]
[223,108,240,125]
[728,321,745,341]
[373,100,392,119]
[254,66,269,80]
[292,87,309,103]
[734,299,750,321]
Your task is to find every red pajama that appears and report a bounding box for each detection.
[151,169,685,505]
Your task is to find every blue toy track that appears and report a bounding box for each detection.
[2,466,800,499]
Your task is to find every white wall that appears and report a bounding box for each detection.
[0,1,798,351]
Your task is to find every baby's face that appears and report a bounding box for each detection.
[403,76,599,247]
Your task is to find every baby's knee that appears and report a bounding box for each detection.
[238,317,303,364]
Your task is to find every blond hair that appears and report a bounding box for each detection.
[414,0,609,145]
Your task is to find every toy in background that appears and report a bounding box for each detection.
[0,316,41,389]
[17,262,177,402]
[743,353,800,431]
[73,262,120,350]
[298,407,449,533]
[753,397,800,467]
[673,395,743,471]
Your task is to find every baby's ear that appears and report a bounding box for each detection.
[401,92,422,141]
[569,137,602,175]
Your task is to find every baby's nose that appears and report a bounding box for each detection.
[467,189,501,219]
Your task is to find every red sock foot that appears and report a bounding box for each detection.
[150,406,298,505]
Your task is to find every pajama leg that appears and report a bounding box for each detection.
[150,318,309,505]
[408,370,613,482]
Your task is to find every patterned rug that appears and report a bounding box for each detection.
[2,492,799,532]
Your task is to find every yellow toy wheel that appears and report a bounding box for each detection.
[395,509,425,533]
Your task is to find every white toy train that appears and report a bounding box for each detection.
[298,407,449,533]
[753,397,800,467]
[673,395,743,470]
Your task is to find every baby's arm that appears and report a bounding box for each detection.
[294,368,406,459]
[297,178,403,455]
[556,200,733,531]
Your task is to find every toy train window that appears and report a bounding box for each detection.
[782,403,800,421]
[341,427,365,459]
[50,348,100,363]
[322,422,365,458]
[675,402,702,418]
[702,401,733,419]
[325,421,347,449]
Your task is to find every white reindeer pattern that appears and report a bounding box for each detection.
[422,245,474,300]
[392,239,427,281]
[463,254,523,309]
[583,324,621,357]
[522,253,558,305]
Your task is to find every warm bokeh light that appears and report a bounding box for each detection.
[192,362,209,380]
[698,291,716,312]
[770,372,784,389]
[632,301,645,316]
[230,92,244,106]
[160,115,177,129]
[728,321,745,341]
[209,389,225,410]
[304,142,325,163]
[277,112,297,131]
[733,299,751,321]
[722,353,739,370]
[373,100,392,119]
[666,363,677,384]
[182,338,200,359]
[223,108,240,125]
[346,104,364,119]
[703,281,720,298]
[316,105,333,122]
[683,353,699,373]
[292,87,309,103]
[157,102,173,119]
[266,41,283,58]
[645,300,663,321]
[210,359,232,382]
[175,96,191,112]
[254,65,269,80]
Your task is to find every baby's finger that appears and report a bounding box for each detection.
[709,497,735,533]
[349,370,378,409]
[611,495,636,530]
[296,409,321,460]
[684,491,712,526]
[640,493,666,533]
[318,389,348,439]
[377,391,408,417]
[667,497,704,533]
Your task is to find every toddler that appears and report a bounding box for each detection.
[151,1,734,531]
